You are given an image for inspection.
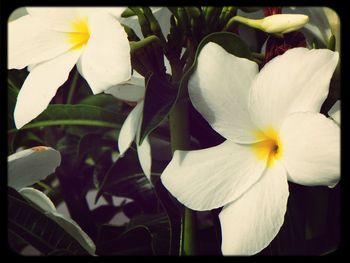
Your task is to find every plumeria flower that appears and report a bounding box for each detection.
[8,7,131,129]
[328,100,340,125]
[8,146,96,255]
[161,43,340,255]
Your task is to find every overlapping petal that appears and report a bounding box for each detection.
[14,49,82,129]
[118,101,143,156]
[161,140,268,211]
[19,187,57,213]
[8,147,61,190]
[188,42,260,143]
[77,11,131,94]
[8,15,75,69]
[249,47,339,130]
[136,135,152,180]
[279,112,340,187]
[219,162,289,255]
[104,75,145,102]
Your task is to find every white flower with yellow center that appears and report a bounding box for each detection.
[161,43,340,255]
[8,7,131,129]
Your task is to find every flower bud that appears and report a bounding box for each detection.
[260,14,309,34]
[230,14,309,34]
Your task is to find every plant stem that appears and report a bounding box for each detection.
[66,70,79,104]
[169,66,197,255]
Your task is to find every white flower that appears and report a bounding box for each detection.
[8,7,131,129]
[328,100,340,125]
[8,146,96,255]
[161,43,340,255]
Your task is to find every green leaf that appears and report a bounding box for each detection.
[96,225,153,255]
[11,130,45,153]
[121,7,136,18]
[126,213,171,255]
[18,187,96,255]
[78,93,123,113]
[8,187,92,255]
[139,73,178,145]
[77,133,116,162]
[8,104,126,133]
[96,149,156,211]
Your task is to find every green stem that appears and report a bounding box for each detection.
[224,15,262,32]
[169,67,197,256]
[66,70,79,104]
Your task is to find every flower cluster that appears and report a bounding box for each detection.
[8,6,340,256]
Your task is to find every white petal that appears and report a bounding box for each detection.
[118,101,143,155]
[188,42,260,143]
[328,100,340,125]
[161,140,268,211]
[137,135,152,180]
[77,11,131,94]
[19,187,57,213]
[280,112,340,187]
[249,47,339,130]
[104,75,145,102]
[14,49,82,129]
[76,7,125,19]
[26,7,81,32]
[102,7,126,18]
[152,7,172,37]
[220,162,289,255]
[135,108,152,179]
[8,146,61,190]
[8,15,74,69]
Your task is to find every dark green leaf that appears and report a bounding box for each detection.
[139,73,177,145]
[91,205,122,225]
[126,213,171,255]
[78,93,123,113]
[96,225,153,255]
[121,7,136,17]
[8,187,91,255]
[77,133,116,162]
[8,104,126,133]
[96,149,156,212]
[12,130,45,154]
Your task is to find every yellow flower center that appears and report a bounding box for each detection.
[66,17,90,50]
[251,126,283,167]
